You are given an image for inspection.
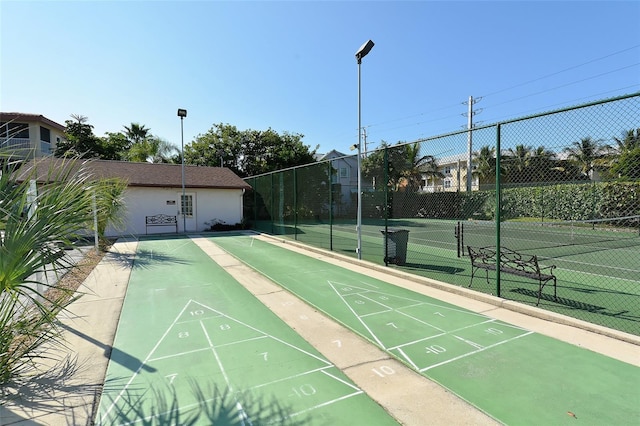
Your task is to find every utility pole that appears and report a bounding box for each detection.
[463,96,482,192]
[362,127,368,155]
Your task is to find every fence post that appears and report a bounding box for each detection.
[495,123,502,298]
[384,146,389,265]
[294,168,298,240]
[328,161,333,251]
[270,173,274,235]
[252,177,257,226]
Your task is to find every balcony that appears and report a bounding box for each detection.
[0,137,30,150]
[0,138,53,156]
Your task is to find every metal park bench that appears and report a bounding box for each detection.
[145,214,178,234]
[467,246,557,306]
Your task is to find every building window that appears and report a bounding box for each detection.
[40,141,52,154]
[181,194,193,217]
[340,167,349,178]
[444,179,451,188]
[40,126,51,142]
[444,166,452,175]
[1,122,29,139]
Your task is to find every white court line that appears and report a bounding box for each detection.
[250,366,336,390]
[320,369,362,392]
[454,334,484,350]
[359,309,393,318]
[175,313,223,324]
[387,319,497,351]
[327,281,386,348]
[200,320,252,426]
[396,347,419,371]
[356,296,447,333]
[285,391,365,420]
[148,335,269,362]
[99,300,194,424]
[392,308,448,333]
[190,300,332,366]
[332,281,490,319]
[420,331,534,372]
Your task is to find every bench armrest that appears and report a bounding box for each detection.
[539,264,557,273]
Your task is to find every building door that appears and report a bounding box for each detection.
[178,192,197,232]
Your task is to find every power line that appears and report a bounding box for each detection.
[328,45,640,151]
[480,44,640,98]
[480,84,640,125]
[480,62,640,111]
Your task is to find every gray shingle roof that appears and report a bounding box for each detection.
[19,158,252,190]
[0,112,66,131]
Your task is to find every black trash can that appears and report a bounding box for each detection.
[381,228,410,265]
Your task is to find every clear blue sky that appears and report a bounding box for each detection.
[2,1,639,155]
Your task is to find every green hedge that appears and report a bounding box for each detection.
[391,180,640,222]
[497,181,640,221]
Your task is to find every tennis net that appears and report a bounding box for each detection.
[457,215,640,256]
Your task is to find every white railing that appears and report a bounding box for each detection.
[0,137,31,150]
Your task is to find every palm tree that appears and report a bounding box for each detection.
[126,137,179,163]
[504,144,533,183]
[563,137,608,179]
[123,122,151,145]
[149,137,180,163]
[0,153,95,385]
[472,145,497,186]
[400,142,442,192]
[529,146,556,182]
[613,128,640,154]
[69,113,88,124]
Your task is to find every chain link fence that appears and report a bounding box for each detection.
[244,92,640,336]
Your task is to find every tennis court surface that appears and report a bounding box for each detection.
[96,232,640,425]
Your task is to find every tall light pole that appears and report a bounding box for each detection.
[177,108,187,233]
[355,39,374,260]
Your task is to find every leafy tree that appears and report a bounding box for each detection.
[54,115,104,158]
[361,142,401,190]
[361,142,442,192]
[609,147,640,179]
[185,123,317,177]
[100,132,130,160]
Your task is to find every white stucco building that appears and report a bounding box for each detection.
[1,112,66,158]
[20,159,251,236]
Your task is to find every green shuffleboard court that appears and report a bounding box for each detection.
[280,217,640,335]
[212,233,640,426]
[96,237,400,425]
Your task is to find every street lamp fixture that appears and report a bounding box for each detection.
[355,39,374,260]
[177,108,187,232]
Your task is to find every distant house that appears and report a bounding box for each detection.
[421,153,479,193]
[20,158,252,236]
[316,150,361,215]
[0,112,66,158]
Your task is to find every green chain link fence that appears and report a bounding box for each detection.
[244,92,640,336]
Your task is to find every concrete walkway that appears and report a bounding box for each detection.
[0,239,138,426]
[1,234,638,425]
